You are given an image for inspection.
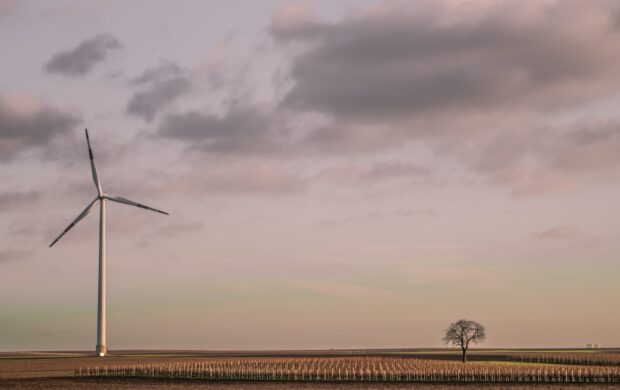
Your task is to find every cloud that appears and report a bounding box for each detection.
[0,249,31,263]
[157,104,283,154]
[270,1,322,42]
[262,0,620,197]
[276,1,620,121]
[537,225,583,239]
[127,62,193,121]
[551,121,620,175]
[0,95,79,162]
[0,191,40,212]
[465,119,620,196]
[317,160,428,185]
[133,0,620,199]
[132,62,183,85]
[44,34,121,77]
[158,162,306,196]
[202,166,305,194]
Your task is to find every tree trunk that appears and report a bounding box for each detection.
[462,347,467,363]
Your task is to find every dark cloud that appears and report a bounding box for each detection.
[46,1,615,200]
[157,104,282,154]
[0,97,79,162]
[131,62,183,85]
[127,63,193,121]
[275,1,620,121]
[0,191,40,212]
[301,122,407,154]
[44,34,121,77]
[268,0,620,194]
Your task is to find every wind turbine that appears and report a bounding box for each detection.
[49,129,168,357]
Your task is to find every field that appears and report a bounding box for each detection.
[2,349,620,389]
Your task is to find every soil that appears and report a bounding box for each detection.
[2,351,620,389]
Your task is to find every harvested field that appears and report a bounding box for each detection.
[77,356,620,384]
[3,350,620,389]
[509,353,620,367]
[5,378,620,390]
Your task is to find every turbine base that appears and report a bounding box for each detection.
[96,345,107,357]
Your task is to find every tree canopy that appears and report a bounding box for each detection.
[442,319,486,362]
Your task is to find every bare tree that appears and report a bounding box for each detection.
[442,319,486,362]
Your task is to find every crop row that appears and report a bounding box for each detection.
[76,357,620,383]
[510,353,620,367]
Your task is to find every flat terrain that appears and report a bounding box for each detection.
[6,378,620,390]
[2,349,620,389]
[9,378,620,390]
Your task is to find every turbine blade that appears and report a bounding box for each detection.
[49,197,99,247]
[85,129,103,196]
[105,195,169,215]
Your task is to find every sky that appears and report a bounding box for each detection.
[1,0,620,351]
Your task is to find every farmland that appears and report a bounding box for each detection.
[77,356,620,383]
[2,349,620,389]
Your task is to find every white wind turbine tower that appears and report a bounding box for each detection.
[50,129,168,357]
